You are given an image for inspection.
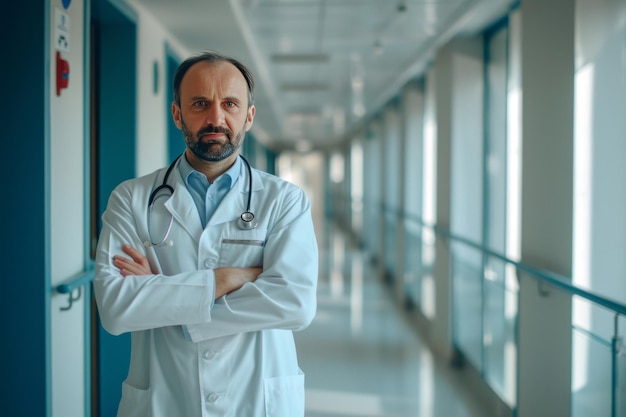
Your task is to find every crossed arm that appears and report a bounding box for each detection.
[113,244,262,300]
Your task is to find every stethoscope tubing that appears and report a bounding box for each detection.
[146,154,255,247]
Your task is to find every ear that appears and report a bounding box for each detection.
[245,105,255,132]
[172,102,183,129]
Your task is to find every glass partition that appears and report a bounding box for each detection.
[572,298,626,417]
[451,243,484,370]
[382,107,402,282]
[572,327,613,417]
[483,256,517,407]
[403,219,423,308]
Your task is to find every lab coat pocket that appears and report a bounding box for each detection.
[263,370,305,417]
[219,230,266,268]
[117,381,151,417]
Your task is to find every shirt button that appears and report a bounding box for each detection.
[207,393,220,403]
[203,350,217,360]
[204,259,214,268]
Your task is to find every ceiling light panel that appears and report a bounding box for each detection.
[271,53,330,63]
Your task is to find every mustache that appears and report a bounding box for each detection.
[197,125,232,137]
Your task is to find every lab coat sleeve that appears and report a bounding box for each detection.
[93,181,216,336]
[185,188,318,342]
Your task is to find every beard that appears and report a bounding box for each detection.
[181,117,246,162]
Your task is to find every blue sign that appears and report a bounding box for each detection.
[62,0,72,9]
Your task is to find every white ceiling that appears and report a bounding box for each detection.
[132,0,515,151]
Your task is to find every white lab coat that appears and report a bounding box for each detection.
[93,158,318,417]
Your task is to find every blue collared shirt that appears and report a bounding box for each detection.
[178,155,241,228]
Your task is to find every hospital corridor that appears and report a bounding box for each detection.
[296,219,492,417]
[3,0,626,416]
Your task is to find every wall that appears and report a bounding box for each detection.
[49,0,89,414]
[130,0,190,175]
[0,2,50,415]
[518,0,575,416]
[134,5,172,176]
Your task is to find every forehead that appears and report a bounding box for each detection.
[179,60,248,101]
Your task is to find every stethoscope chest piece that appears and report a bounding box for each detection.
[238,211,257,230]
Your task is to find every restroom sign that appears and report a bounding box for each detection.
[55,8,70,53]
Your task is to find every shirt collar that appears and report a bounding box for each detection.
[179,153,241,189]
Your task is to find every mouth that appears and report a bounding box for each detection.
[199,132,228,142]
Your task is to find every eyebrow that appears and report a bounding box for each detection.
[188,95,243,104]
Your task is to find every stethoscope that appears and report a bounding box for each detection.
[145,154,257,248]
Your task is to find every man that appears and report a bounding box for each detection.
[93,51,318,417]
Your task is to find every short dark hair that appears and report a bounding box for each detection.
[173,50,255,108]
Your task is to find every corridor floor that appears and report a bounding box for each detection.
[295,222,492,417]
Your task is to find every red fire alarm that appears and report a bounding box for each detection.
[56,51,70,96]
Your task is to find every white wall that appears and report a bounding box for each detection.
[518,0,575,416]
[49,1,87,416]
[135,10,168,176]
[131,1,189,176]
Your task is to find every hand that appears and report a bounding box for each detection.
[113,244,153,276]
[214,267,262,299]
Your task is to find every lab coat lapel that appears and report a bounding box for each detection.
[163,168,203,242]
[207,160,264,227]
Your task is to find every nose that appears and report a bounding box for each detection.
[204,103,225,126]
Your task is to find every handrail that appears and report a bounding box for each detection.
[377,202,626,316]
[434,225,626,316]
[371,200,624,416]
[56,261,95,311]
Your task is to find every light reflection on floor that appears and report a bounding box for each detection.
[295,222,491,417]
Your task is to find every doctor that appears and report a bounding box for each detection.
[93,51,318,417]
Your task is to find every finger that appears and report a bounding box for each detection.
[121,264,144,275]
[122,244,149,266]
[114,257,149,276]
[114,255,141,270]
[113,256,137,272]
[112,255,131,268]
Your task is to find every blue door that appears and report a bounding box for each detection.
[91,0,137,415]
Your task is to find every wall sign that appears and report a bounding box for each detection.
[55,8,70,53]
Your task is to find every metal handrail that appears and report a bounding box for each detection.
[368,198,625,416]
[379,202,626,316]
[435,225,626,315]
[56,262,95,311]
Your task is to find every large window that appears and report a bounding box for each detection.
[401,85,426,309]
[449,18,521,408]
[482,22,519,407]
[573,1,626,416]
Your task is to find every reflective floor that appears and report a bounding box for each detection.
[295,221,492,417]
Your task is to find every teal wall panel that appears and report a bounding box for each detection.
[93,0,137,415]
[0,2,50,416]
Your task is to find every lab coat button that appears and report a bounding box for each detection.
[207,393,220,403]
[203,350,217,359]
[204,259,214,268]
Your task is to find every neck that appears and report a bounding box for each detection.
[184,149,238,184]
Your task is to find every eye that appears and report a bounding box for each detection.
[193,100,207,108]
[224,101,237,109]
